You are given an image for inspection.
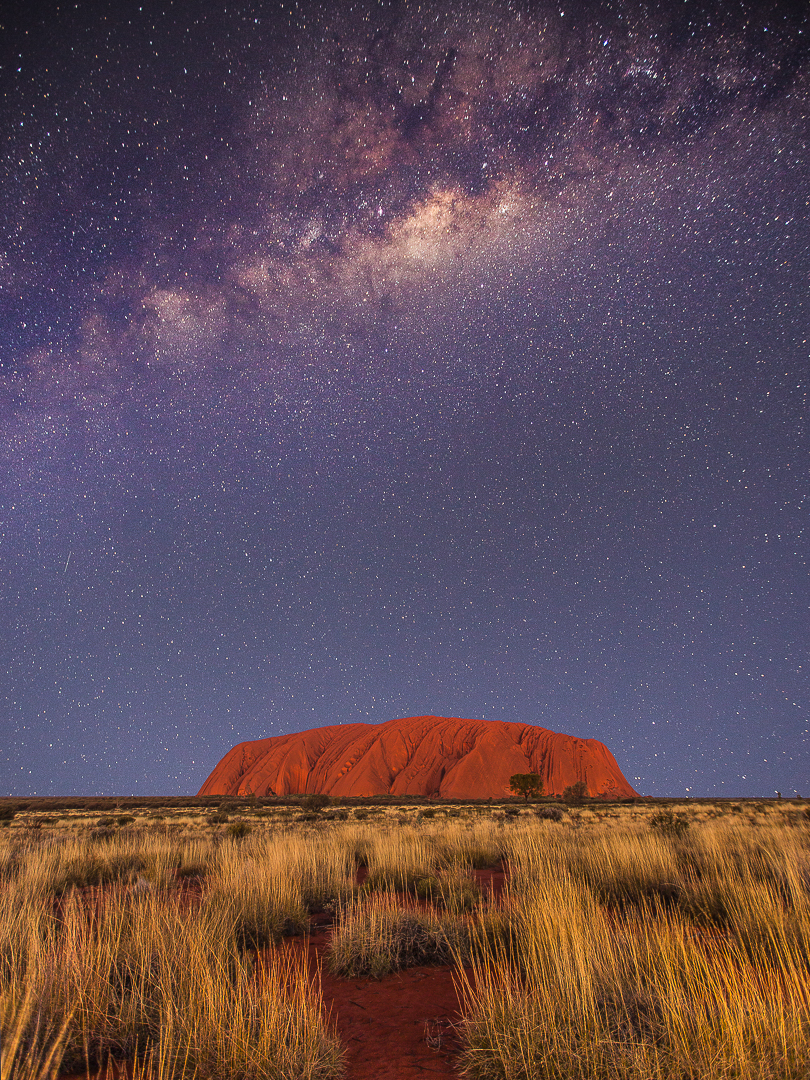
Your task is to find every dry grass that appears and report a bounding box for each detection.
[0,827,347,1080]
[0,985,74,1080]
[200,831,356,948]
[327,893,466,978]
[458,812,810,1080]
[1,802,808,1079]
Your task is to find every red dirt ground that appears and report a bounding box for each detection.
[306,927,463,1079]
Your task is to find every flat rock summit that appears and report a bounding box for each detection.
[198,715,638,799]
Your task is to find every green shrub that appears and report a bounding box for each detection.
[437,876,482,914]
[509,773,543,801]
[535,806,564,822]
[414,875,441,901]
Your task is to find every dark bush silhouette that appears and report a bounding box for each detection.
[562,780,587,804]
[226,821,251,839]
[509,773,543,801]
[302,793,331,813]
[649,809,690,837]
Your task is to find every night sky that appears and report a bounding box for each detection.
[2,0,807,798]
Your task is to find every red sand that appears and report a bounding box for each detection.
[292,928,463,1080]
[287,865,506,1079]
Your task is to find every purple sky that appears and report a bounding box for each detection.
[2,0,807,796]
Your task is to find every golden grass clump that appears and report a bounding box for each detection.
[200,828,357,947]
[0,985,74,1080]
[354,824,437,891]
[357,817,505,893]
[328,892,466,978]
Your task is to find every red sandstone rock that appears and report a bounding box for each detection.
[197,716,638,799]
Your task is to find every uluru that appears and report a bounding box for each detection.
[198,715,638,799]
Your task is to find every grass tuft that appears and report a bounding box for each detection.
[328,894,466,978]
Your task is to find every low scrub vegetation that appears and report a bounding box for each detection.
[328,894,465,977]
[0,800,807,1079]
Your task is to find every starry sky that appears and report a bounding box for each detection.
[1,0,807,798]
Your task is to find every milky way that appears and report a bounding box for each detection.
[1,0,808,796]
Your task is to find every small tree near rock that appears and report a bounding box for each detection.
[510,773,543,801]
[562,780,587,805]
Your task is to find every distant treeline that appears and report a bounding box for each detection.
[0,794,799,814]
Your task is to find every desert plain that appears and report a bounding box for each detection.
[1,794,809,1080]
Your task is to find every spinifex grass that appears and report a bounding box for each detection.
[356,826,437,891]
[358,817,507,892]
[204,841,310,948]
[2,802,808,1079]
[12,829,208,894]
[457,819,810,1080]
[0,984,74,1080]
[203,830,356,946]
[124,950,341,1080]
[0,830,346,1079]
[328,892,467,978]
[430,817,505,870]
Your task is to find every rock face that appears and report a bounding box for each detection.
[197,716,638,800]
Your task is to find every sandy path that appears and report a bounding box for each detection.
[313,931,463,1079]
[296,865,505,1080]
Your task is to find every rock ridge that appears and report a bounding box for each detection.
[197,715,638,799]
